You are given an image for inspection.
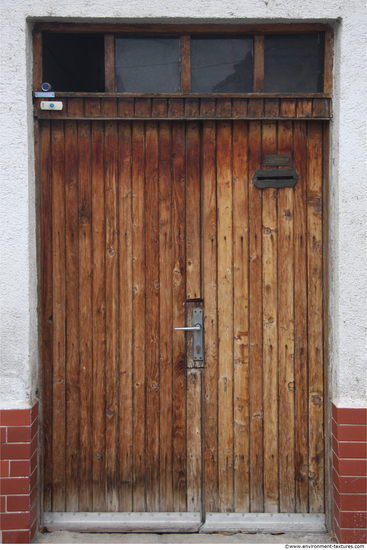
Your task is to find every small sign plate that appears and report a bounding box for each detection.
[265,154,290,166]
[35,91,55,98]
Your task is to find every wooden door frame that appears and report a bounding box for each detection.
[34,22,333,533]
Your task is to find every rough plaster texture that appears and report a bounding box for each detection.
[0,0,366,409]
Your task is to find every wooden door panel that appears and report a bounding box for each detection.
[201,119,324,514]
[40,118,325,518]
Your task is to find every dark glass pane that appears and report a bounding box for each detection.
[264,33,325,93]
[42,33,105,92]
[191,36,253,93]
[115,36,180,93]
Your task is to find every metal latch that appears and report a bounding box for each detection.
[175,308,204,361]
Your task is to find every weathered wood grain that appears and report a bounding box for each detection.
[145,121,160,512]
[172,122,187,512]
[118,121,133,512]
[132,121,147,512]
[264,99,280,118]
[187,369,202,512]
[186,121,201,300]
[233,120,250,512]
[135,98,151,118]
[254,35,265,92]
[248,121,264,513]
[40,120,53,513]
[78,121,93,512]
[64,120,79,512]
[104,34,115,92]
[293,121,309,512]
[158,121,174,511]
[277,120,295,512]
[102,98,118,117]
[262,121,279,513]
[297,100,312,119]
[281,99,296,118]
[51,120,66,512]
[91,120,106,512]
[217,120,234,513]
[202,121,219,512]
[307,122,324,513]
[104,121,120,512]
[168,99,184,118]
[324,30,333,94]
[67,98,84,117]
[152,99,167,118]
[85,98,101,117]
[181,35,191,93]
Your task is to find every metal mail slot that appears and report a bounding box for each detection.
[252,167,299,189]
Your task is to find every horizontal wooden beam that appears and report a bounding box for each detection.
[34,22,331,34]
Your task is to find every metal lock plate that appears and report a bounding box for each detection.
[193,308,203,361]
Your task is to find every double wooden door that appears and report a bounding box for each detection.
[39,117,325,523]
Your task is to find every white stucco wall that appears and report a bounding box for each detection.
[0,0,366,409]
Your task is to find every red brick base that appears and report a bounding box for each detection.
[0,403,38,544]
[332,403,367,544]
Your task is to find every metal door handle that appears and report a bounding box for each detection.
[174,308,204,361]
[174,324,201,331]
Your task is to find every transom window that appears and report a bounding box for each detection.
[40,29,328,94]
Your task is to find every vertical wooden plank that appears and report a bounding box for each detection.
[202,121,218,512]
[186,121,201,300]
[293,121,309,512]
[159,121,174,511]
[172,121,187,512]
[145,121,160,512]
[297,99,312,119]
[187,369,202,512]
[118,121,133,512]
[68,98,84,118]
[232,99,248,118]
[104,120,119,512]
[322,121,332,529]
[281,99,297,118]
[307,121,324,513]
[33,31,42,90]
[277,120,295,512]
[132,121,146,512]
[254,35,265,93]
[181,35,191,93]
[78,121,93,512]
[217,120,234,513]
[85,99,101,117]
[324,29,333,94]
[104,34,115,92]
[248,99,264,118]
[102,98,118,118]
[168,99,184,118]
[152,99,168,118]
[217,99,232,118]
[118,99,135,118]
[135,99,152,118]
[64,120,79,512]
[91,120,106,512]
[265,99,280,118]
[248,121,263,513]
[51,120,66,512]
[262,121,279,513]
[185,99,200,118]
[40,120,53,512]
[232,120,250,512]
